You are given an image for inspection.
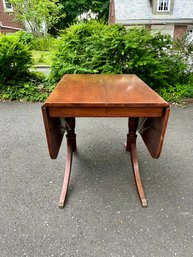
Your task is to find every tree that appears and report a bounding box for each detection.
[89,0,110,20]
[10,0,64,36]
[51,0,109,34]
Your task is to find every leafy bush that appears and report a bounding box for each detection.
[0,34,48,101]
[30,35,59,51]
[158,83,193,103]
[14,30,34,46]
[0,71,48,102]
[0,34,32,82]
[14,31,60,51]
[0,82,48,102]
[174,35,193,59]
[48,21,189,91]
[49,22,127,82]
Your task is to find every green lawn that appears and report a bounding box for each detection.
[31,50,53,66]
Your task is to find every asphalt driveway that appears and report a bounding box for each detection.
[0,101,193,257]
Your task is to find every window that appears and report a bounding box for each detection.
[157,0,171,12]
[187,26,193,43]
[3,0,13,11]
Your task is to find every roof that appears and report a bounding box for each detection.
[114,0,193,25]
[0,0,23,32]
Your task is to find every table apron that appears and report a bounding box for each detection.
[48,107,164,118]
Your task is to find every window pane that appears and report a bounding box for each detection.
[158,0,170,11]
[4,0,12,9]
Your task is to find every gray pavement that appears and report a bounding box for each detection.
[29,66,50,76]
[35,67,50,75]
[0,101,193,257]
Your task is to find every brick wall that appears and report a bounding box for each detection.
[0,0,23,33]
[173,25,187,39]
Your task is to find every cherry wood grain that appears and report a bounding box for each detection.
[48,106,163,118]
[59,118,76,208]
[139,107,170,158]
[44,74,169,108]
[42,106,64,159]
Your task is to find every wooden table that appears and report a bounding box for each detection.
[42,74,170,208]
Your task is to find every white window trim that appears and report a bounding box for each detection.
[157,0,171,13]
[187,25,193,43]
[3,0,14,12]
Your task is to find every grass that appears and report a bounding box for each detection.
[31,50,53,66]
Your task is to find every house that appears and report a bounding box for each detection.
[0,0,23,33]
[109,0,193,40]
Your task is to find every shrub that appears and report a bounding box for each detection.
[0,34,48,101]
[0,71,48,102]
[30,35,59,51]
[14,30,34,46]
[13,31,60,51]
[122,29,188,89]
[0,82,48,102]
[48,22,127,83]
[159,83,193,103]
[0,34,32,82]
[48,21,189,91]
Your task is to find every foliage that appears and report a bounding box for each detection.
[0,81,48,102]
[30,36,60,51]
[157,35,193,102]
[48,22,124,82]
[1,22,193,103]
[174,35,193,59]
[0,71,49,101]
[29,36,60,65]
[90,0,110,20]
[10,0,64,36]
[14,30,34,45]
[51,0,109,35]
[31,50,53,65]
[0,34,32,82]
[173,35,193,74]
[14,30,59,51]
[48,21,189,92]
[13,31,59,65]
[158,83,193,103]
[0,34,49,101]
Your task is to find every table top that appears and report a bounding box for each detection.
[44,74,169,108]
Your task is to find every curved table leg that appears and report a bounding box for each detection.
[126,117,148,208]
[59,139,73,208]
[59,118,76,208]
[130,142,148,207]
